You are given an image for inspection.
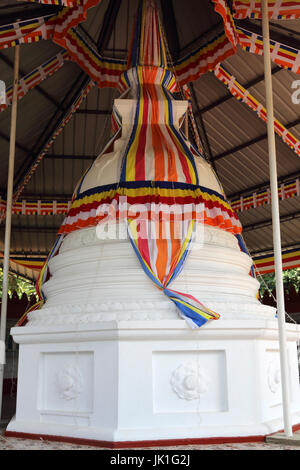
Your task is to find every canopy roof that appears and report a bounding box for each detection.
[0,0,300,283]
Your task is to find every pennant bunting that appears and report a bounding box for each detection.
[0,50,68,112]
[233,1,300,20]
[214,63,300,158]
[253,248,300,275]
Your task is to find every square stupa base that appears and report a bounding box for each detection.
[5,319,300,447]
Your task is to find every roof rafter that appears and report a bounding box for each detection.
[0,129,29,155]
[243,209,300,232]
[236,18,300,51]
[0,2,60,26]
[212,116,300,162]
[10,0,122,198]
[195,66,281,117]
[0,50,61,110]
[160,0,180,63]
[12,71,90,193]
[189,82,217,172]
[228,169,300,200]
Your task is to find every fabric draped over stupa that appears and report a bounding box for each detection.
[36,0,245,328]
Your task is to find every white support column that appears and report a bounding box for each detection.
[0,45,20,420]
[261,0,293,437]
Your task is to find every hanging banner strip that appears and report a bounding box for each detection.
[0,15,55,49]
[233,1,300,20]
[1,177,299,217]
[0,50,68,112]
[0,80,94,223]
[231,178,300,213]
[238,27,300,74]
[3,8,300,90]
[60,27,127,89]
[212,0,238,48]
[21,0,83,7]
[9,257,47,272]
[173,32,236,87]
[12,80,94,205]
[253,248,300,275]
[214,63,300,158]
[0,198,71,216]
[0,0,103,50]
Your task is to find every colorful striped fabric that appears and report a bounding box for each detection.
[1,176,298,218]
[0,15,55,49]
[2,0,300,95]
[128,219,220,328]
[6,247,300,279]
[36,235,64,302]
[61,27,127,89]
[9,257,46,272]
[58,181,241,235]
[238,27,300,74]
[231,179,300,213]
[20,0,82,6]
[253,248,300,275]
[173,32,236,87]
[212,0,238,48]
[10,81,94,213]
[214,63,300,158]
[0,79,94,224]
[0,51,68,112]
[0,198,71,216]
[233,0,300,19]
[55,0,242,328]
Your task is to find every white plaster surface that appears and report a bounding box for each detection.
[7,319,300,442]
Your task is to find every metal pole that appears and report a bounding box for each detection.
[0,44,20,420]
[261,0,293,437]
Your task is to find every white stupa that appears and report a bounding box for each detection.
[7,0,300,446]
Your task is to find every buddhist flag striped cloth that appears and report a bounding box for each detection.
[127,219,220,328]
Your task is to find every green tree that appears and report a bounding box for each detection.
[258,268,300,298]
[0,268,37,299]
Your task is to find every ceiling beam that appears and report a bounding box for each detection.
[12,72,90,192]
[76,109,111,115]
[180,20,223,55]
[212,116,300,162]
[0,225,59,234]
[0,50,61,110]
[44,154,96,160]
[236,18,300,51]
[9,0,121,197]
[160,0,180,63]
[0,3,61,26]
[18,193,72,201]
[250,242,300,256]
[0,129,29,155]
[243,209,300,232]
[228,169,300,200]
[96,0,122,51]
[196,65,281,117]
[189,82,217,172]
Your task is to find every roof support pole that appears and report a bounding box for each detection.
[0,44,20,420]
[261,0,293,437]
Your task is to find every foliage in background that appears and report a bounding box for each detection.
[0,268,36,299]
[258,268,300,298]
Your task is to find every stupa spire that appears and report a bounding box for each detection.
[127,0,168,70]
